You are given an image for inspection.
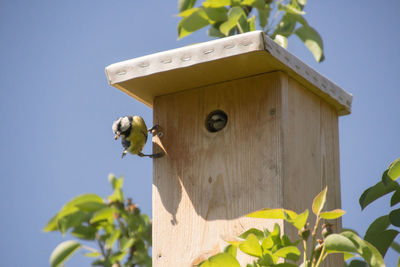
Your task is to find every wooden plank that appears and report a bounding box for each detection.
[281,74,343,266]
[152,72,285,266]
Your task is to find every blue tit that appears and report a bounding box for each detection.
[112,116,163,159]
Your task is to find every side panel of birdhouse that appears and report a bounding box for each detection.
[152,72,286,266]
[280,74,343,266]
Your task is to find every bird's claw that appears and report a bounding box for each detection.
[149,125,163,138]
[149,152,164,158]
[138,152,164,158]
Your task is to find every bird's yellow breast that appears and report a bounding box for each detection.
[125,116,148,155]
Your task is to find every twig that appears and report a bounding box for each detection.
[314,245,326,267]
[309,216,321,265]
[303,239,308,267]
[96,233,107,259]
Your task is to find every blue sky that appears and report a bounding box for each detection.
[1,0,399,266]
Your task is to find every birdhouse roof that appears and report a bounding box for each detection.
[105,31,352,115]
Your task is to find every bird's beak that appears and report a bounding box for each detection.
[114,132,120,140]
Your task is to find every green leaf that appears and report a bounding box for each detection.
[92,259,109,266]
[219,6,246,36]
[108,187,124,203]
[57,211,90,234]
[75,202,108,212]
[390,208,400,226]
[341,231,385,267]
[237,15,250,33]
[112,175,123,190]
[344,252,357,261]
[178,7,200,17]
[110,250,128,262]
[261,235,274,250]
[364,216,398,257]
[312,187,327,216]
[273,14,296,37]
[391,190,400,206]
[382,169,392,186]
[347,260,368,267]
[368,229,398,257]
[208,25,225,38]
[248,16,256,32]
[295,26,324,62]
[224,244,237,257]
[278,2,305,15]
[178,0,197,12]
[204,7,228,22]
[259,252,275,265]
[391,241,400,253]
[285,209,308,230]
[239,234,263,258]
[324,233,358,254]
[257,6,270,29]
[50,240,81,267]
[320,209,346,220]
[359,180,399,210]
[281,234,300,247]
[287,13,308,27]
[43,214,59,232]
[246,208,297,219]
[239,228,265,240]
[297,0,306,5]
[199,252,241,267]
[90,207,117,224]
[270,223,282,246]
[389,158,400,181]
[64,194,104,208]
[105,229,121,249]
[120,237,135,251]
[84,251,101,258]
[178,8,211,39]
[44,194,104,232]
[203,0,232,8]
[273,246,301,261]
[241,0,265,9]
[364,215,390,236]
[71,225,97,240]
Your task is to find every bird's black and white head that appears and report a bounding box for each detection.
[112,116,132,140]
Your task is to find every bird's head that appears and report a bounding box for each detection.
[112,116,132,140]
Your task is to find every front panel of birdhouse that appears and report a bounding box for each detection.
[152,71,342,266]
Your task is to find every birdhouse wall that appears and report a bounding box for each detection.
[152,71,342,266]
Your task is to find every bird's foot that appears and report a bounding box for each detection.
[121,150,127,159]
[148,124,163,138]
[138,152,164,158]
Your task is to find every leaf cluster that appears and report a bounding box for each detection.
[177,0,324,62]
[43,174,152,267]
[347,158,400,266]
[199,187,385,267]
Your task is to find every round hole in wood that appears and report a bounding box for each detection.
[205,110,228,133]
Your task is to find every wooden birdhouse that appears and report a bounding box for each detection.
[105,31,352,266]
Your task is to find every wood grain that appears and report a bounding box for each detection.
[281,74,343,266]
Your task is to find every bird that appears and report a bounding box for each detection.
[112,116,163,158]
